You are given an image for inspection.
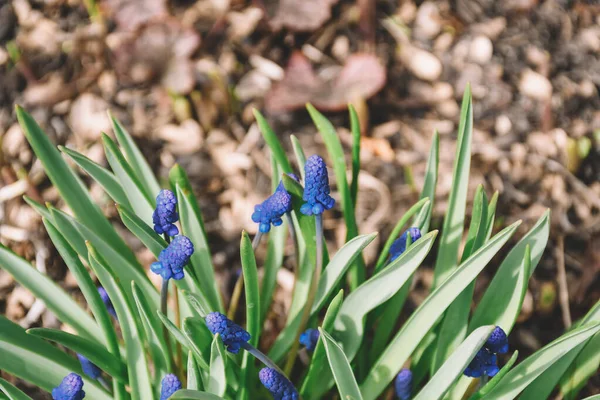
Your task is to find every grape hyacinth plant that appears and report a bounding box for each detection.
[1,91,599,400]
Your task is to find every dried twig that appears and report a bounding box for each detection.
[555,235,572,329]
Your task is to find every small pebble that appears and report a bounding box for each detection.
[519,69,552,100]
[495,115,512,136]
[399,45,442,82]
[469,35,493,64]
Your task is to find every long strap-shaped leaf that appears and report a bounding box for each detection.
[207,334,227,397]
[0,316,110,399]
[481,322,600,400]
[360,220,521,400]
[432,86,473,287]
[414,326,495,400]
[0,378,33,400]
[88,244,154,400]
[320,328,364,400]
[171,390,224,399]
[0,245,101,343]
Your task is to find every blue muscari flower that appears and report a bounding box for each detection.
[394,368,413,400]
[97,287,117,318]
[252,175,296,233]
[77,354,101,380]
[151,235,194,281]
[390,227,422,261]
[300,155,335,216]
[485,326,509,354]
[153,189,179,237]
[259,367,299,400]
[205,311,251,354]
[160,374,182,400]
[52,373,85,400]
[299,328,320,352]
[464,348,499,378]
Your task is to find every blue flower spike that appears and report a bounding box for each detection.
[390,227,422,261]
[205,311,251,354]
[395,368,413,400]
[485,326,509,354]
[160,374,182,400]
[77,354,101,380]
[259,367,299,400]
[151,235,194,281]
[52,373,85,400]
[153,189,179,237]
[299,328,320,352]
[252,178,294,233]
[97,287,117,318]
[300,155,335,216]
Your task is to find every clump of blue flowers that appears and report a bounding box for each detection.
[299,328,320,352]
[259,367,299,400]
[52,373,85,400]
[395,369,413,400]
[390,227,421,261]
[464,326,509,378]
[153,189,179,236]
[252,180,293,233]
[77,354,101,380]
[205,311,251,354]
[300,155,335,216]
[159,374,182,400]
[151,235,194,281]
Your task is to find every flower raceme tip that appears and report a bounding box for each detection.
[153,189,179,237]
[160,374,182,400]
[300,155,335,216]
[252,175,297,233]
[395,369,413,400]
[52,373,85,400]
[205,311,251,354]
[259,367,299,400]
[464,326,508,378]
[485,326,509,354]
[77,354,101,380]
[299,328,320,352]
[390,227,422,261]
[151,235,194,281]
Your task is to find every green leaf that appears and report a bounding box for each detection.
[307,104,362,288]
[469,210,550,333]
[433,187,488,373]
[87,244,154,400]
[253,109,293,174]
[466,350,519,400]
[432,85,473,287]
[239,231,261,400]
[482,322,600,400]
[0,316,110,398]
[176,184,223,312]
[159,312,193,362]
[301,290,344,399]
[320,328,364,400]
[267,233,373,363]
[15,105,131,259]
[374,197,430,273]
[361,220,521,400]
[207,334,227,396]
[0,244,101,343]
[414,326,495,400]
[183,317,213,371]
[414,131,439,233]
[27,328,128,382]
[23,196,52,220]
[335,231,438,362]
[290,135,307,178]
[484,192,499,241]
[0,378,32,400]
[59,145,131,208]
[349,104,361,208]
[117,204,167,256]
[581,396,600,400]
[187,350,203,390]
[171,390,224,400]
[521,299,600,400]
[102,133,154,226]
[109,111,161,199]
[131,281,171,379]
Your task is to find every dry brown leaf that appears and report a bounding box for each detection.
[102,0,167,31]
[114,20,200,94]
[259,0,339,32]
[265,52,386,112]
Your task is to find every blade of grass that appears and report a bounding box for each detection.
[320,328,364,400]
[253,109,293,174]
[414,131,439,233]
[207,334,227,397]
[0,378,33,400]
[171,390,224,400]
[290,135,307,178]
[349,104,361,208]
[187,350,203,390]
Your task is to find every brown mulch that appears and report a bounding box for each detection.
[1,0,599,397]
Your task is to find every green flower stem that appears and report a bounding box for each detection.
[228,231,263,319]
[241,342,287,377]
[285,214,324,375]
